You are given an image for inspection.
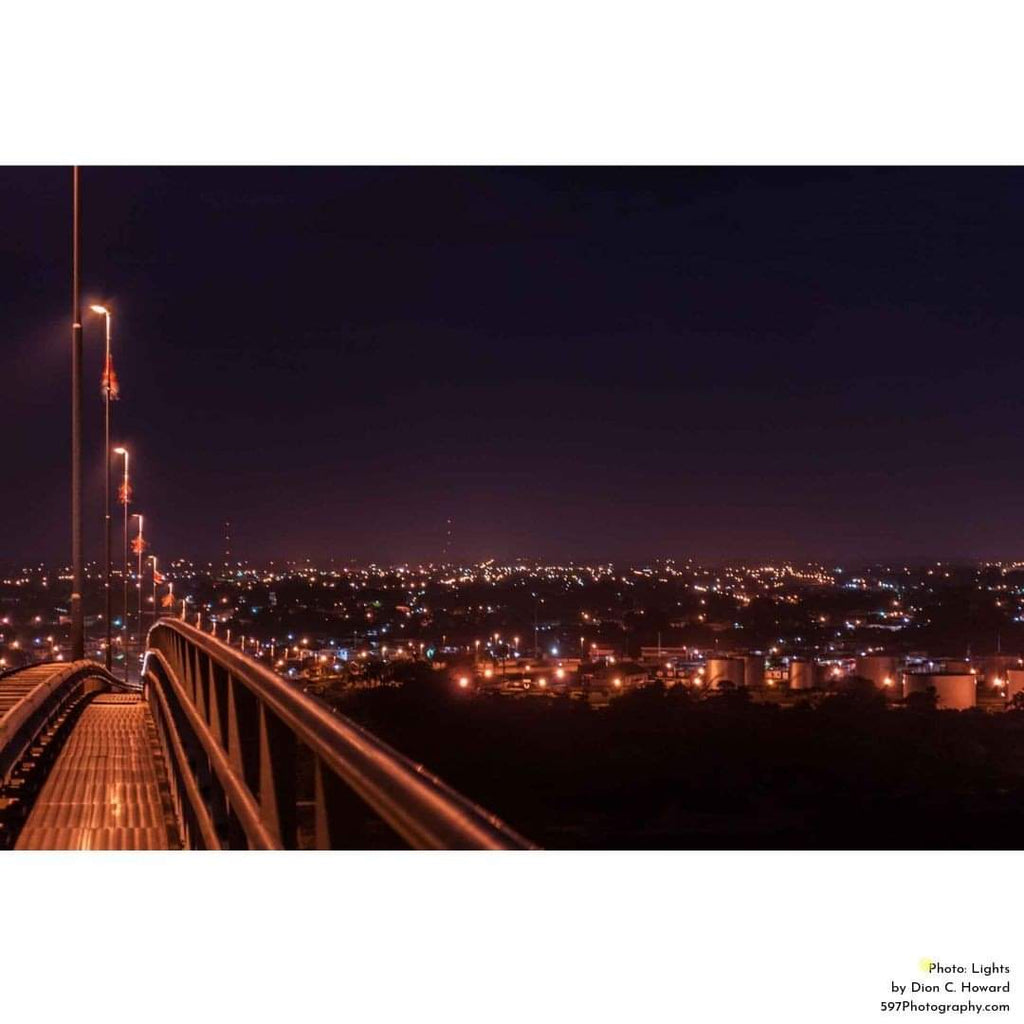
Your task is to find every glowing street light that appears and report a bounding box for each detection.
[151,555,162,627]
[70,168,84,660]
[91,304,117,670]
[113,446,130,684]
[133,512,144,676]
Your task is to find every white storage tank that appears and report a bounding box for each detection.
[789,658,817,691]
[706,657,745,689]
[901,672,976,709]
[742,654,765,689]
[855,654,898,691]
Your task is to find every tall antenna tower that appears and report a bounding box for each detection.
[224,520,232,568]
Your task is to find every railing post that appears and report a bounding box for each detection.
[258,705,297,849]
[314,756,364,849]
[208,663,227,748]
[197,650,207,712]
[227,676,258,788]
[173,634,183,688]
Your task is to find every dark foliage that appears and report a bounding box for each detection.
[325,683,1024,849]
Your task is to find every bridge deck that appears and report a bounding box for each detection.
[15,693,180,850]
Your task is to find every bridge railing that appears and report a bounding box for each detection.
[0,660,119,786]
[144,619,535,850]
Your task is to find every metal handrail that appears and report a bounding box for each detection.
[145,619,535,850]
[0,660,120,784]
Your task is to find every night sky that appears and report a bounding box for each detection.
[3,166,1024,565]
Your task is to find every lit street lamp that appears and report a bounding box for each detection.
[113,446,130,684]
[91,305,115,668]
[70,168,83,660]
[133,512,144,680]
[151,555,159,629]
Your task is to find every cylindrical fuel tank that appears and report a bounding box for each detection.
[789,659,817,690]
[706,657,745,689]
[855,654,898,690]
[976,655,1018,685]
[901,672,976,709]
[742,654,765,689]
[1005,669,1024,701]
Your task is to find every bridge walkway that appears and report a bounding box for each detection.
[15,693,180,850]
[2,638,534,850]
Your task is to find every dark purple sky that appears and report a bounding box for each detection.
[4,167,1024,565]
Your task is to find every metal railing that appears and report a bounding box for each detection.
[0,660,120,785]
[144,619,535,850]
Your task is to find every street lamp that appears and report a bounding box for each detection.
[113,446,130,684]
[90,304,115,669]
[151,556,159,628]
[133,512,144,678]
[70,168,84,661]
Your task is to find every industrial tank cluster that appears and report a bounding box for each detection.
[709,654,894,693]
[704,655,767,689]
[852,654,979,708]
[900,672,975,709]
[706,651,1018,709]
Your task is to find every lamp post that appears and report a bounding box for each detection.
[91,305,113,669]
[133,512,144,680]
[151,556,158,630]
[70,167,84,661]
[113,447,130,684]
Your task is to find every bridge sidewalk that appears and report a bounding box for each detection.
[15,694,180,851]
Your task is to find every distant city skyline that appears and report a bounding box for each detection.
[4,167,1024,563]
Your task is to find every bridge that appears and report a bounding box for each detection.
[0,619,533,850]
